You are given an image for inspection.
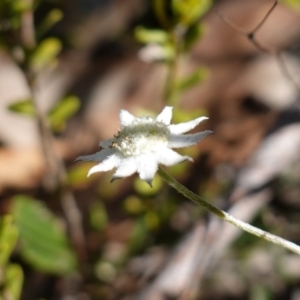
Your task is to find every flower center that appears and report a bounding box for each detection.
[112,116,169,156]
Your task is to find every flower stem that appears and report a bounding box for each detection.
[157,167,300,255]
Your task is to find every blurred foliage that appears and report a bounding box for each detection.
[176,67,208,91]
[30,37,62,71]
[0,0,28,35]
[135,0,211,104]
[36,9,64,38]
[48,95,80,132]
[281,0,300,9]
[8,95,80,133]
[135,26,170,44]
[7,99,36,116]
[12,195,77,275]
[67,163,94,187]
[0,216,23,300]
[172,0,211,26]
[89,201,108,231]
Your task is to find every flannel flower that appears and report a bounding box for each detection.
[76,107,212,186]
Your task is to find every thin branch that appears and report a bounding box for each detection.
[20,5,86,261]
[215,10,248,35]
[251,0,278,34]
[158,167,300,255]
[21,0,36,49]
[216,0,300,92]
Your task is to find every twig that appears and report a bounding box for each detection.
[158,167,300,255]
[216,0,300,93]
[251,0,278,34]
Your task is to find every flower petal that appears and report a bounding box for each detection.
[168,130,213,148]
[75,148,114,162]
[157,147,193,166]
[136,154,158,187]
[87,154,121,177]
[169,116,208,134]
[100,138,115,148]
[156,106,173,125]
[120,110,135,127]
[112,157,138,180]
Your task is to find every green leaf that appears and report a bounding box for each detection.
[152,0,170,28]
[0,216,19,267]
[177,67,208,91]
[143,211,160,230]
[281,0,300,9]
[30,37,62,70]
[48,95,80,132]
[135,26,170,44]
[89,202,108,231]
[67,163,93,187]
[172,0,212,25]
[37,9,64,38]
[7,99,36,117]
[11,0,31,13]
[12,195,77,275]
[123,196,145,215]
[3,264,23,300]
[183,23,205,51]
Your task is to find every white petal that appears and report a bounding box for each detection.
[112,157,138,180]
[75,148,114,162]
[136,154,158,186]
[120,110,135,127]
[169,116,208,134]
[100,138,115,148]
[168,130,213,148]
[87,154,121,177]
[156,106,173,125]
[157,147,193,166]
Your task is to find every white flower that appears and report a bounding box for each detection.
[76,107,212,186]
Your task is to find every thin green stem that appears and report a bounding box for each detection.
[158,167,300,255]
[164,27,186,105]
[163,37,180,105]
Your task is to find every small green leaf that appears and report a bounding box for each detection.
[48,95,80,132]
[30,37,62,70]
[143,211,160,230]
[37,9,64,38]
[123,196,145,215]
[7,99,35,116]
[12,0,31,13]
[281,0,300,9]
[172,0,212,25]
[67,163,93,187]
[177,67,208,91]
[12,195,77,275]
[152,0,170,28]
[135,26,170,44]
[3,264,23,300]
[89,202,108,231]
[183,23,205,51]
[0,216,19,267]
